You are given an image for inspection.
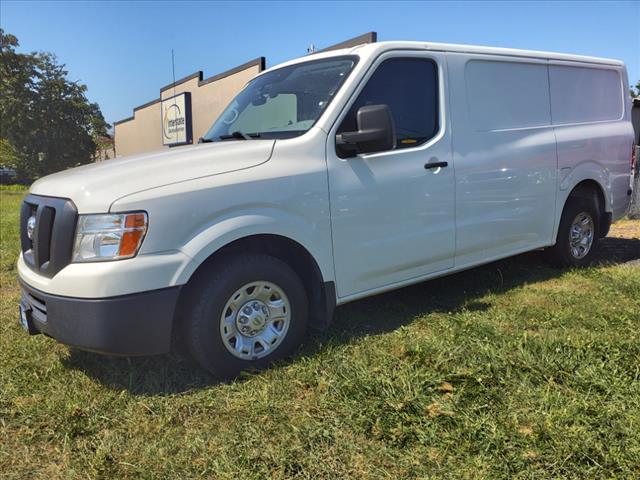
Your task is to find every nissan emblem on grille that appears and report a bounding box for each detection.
[20,194,78,278]
[27,215,36,240]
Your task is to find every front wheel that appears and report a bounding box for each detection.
[184,254,308,378]
[548,197,601,267]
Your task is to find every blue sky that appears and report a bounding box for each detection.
[2,1,639,126]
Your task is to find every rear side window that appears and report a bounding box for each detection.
[338,58,439,150]
[465,60,551,131]
[549,65,622,124]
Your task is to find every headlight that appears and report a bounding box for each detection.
[72,212,148,262]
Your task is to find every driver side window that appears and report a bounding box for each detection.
[337,57,439,150]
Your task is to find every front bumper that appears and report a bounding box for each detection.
[19,280,181,356]
[17,249,193,298]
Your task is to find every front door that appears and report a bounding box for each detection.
[326,52,455,298]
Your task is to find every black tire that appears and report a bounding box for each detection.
[184,253,308,378]
[548,196,601,267]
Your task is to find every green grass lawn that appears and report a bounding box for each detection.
[1,187,639,479]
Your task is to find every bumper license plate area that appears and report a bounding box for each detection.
[19,300,39,335]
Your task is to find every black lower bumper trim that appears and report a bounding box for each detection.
[19,281,181,356]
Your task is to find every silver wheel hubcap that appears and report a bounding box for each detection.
[569,212,594,259]
[220,281,291,360]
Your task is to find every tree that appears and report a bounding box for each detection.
[0,29,109,179]
[0,138,19,168]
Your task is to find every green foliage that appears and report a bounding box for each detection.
[0,184,28,192]
[0,138,18,168]
[632,80,640,98]
[0,29,109,180]
[1,194,640,478]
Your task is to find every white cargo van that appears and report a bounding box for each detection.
[18,41,635,377]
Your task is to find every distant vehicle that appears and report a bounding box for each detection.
[632,97,640,146]
[0,166,17,184]
[629,98,640,217]
[18,41,635,378]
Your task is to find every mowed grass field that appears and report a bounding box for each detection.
[1,187,639,479]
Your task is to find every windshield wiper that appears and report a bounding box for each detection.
[198,131,261,143]
[219,131,261,141]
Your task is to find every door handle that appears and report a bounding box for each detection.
[424,161,448,170]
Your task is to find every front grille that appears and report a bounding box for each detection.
[20,194,77,278]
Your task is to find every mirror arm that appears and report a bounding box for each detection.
[338,128,386,145]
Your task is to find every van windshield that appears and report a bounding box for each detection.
[202,56,358,142]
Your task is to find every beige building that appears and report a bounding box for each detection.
[113,32,376,157]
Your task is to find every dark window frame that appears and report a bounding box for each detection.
[335,55,441,156]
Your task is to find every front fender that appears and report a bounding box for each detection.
[175,207,334,285]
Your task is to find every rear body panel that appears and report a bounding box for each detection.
[447,53,558,267]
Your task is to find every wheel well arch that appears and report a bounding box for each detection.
[564,179,611,237]
[177,234,336,334]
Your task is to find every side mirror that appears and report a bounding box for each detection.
[336,104,396,158]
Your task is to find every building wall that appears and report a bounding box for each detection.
[95,143,116,162]
[114,59,263,157]
[115,100,162,156]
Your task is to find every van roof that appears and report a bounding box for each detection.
[264,40,624,74]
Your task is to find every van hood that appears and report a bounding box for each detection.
[30,140,275,212]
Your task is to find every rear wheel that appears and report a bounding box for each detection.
[548,197,601,267]
[184,254,308,378]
